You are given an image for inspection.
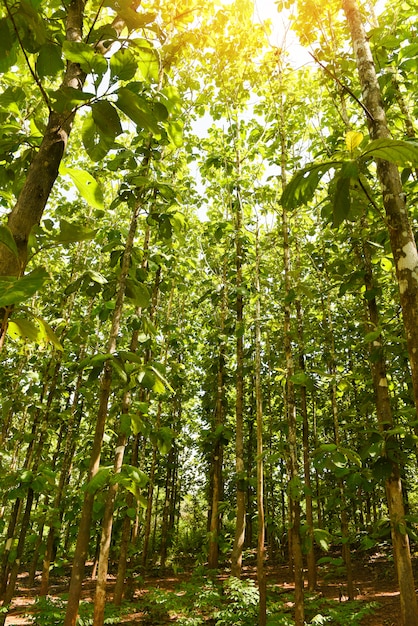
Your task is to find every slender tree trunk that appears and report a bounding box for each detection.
[208,263,227,569]
[141,445,158,569]
[324,292,355,601]
[64,206,140,626]
[342,0,418,422]
[231,179,246,578]
[92,436,127,625]
[282,205,304,625]
[40,364,85,595]
[359,233,418,623]
[254,224,266,626]
[160,445,176,568]
[296,299,316,591]
[0,489,34,626]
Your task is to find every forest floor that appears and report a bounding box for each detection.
[4,551,412,625]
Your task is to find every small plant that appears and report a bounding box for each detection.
[27,595,129,625]
[213,577,259,626]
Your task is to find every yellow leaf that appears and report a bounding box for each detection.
[346,131,363,152]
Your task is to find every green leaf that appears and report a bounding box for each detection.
[116,88,160,134]
[0,18,16,72]
[364,328,382,343]
[62,40,107,78]
[91,101,122,139]
[110,357,128,383]
[125,279,151,307]
[55,219,97,244]
[131,38,159,81]
[313,528,332,551]
[166,120,184,147]
[34,317,63,351]
[0,225,18,258]
[59,164,104,209]
[36,43,64,77]
[110,48,138,83]
[155,427,174,455]
[148,365,174,394]
[360,138,418,166]
[7,318,41,343]
[281,161,340,209]
[49,87,95,113]
[332,175,351,228]
[0,268,48,308]
[81,114,114,161]
[15,0,46,53]
[86,466,112,493]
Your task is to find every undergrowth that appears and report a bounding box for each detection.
[25,575,379,625]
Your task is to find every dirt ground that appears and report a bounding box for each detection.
[4,554,408,625]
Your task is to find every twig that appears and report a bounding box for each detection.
[309,51,374,122]
[3,0,51,112]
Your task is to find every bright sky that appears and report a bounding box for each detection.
[253,0,313,69]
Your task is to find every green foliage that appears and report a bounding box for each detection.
[214,577,259,626]
[27,596,129,625]
[0,268,49,307]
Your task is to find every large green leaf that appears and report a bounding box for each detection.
[313,528,332,551]
[86,466,112,493]
[110,48,138,83]
[91,101,122,139]
[59,164,104,209]
[166,120,184,147]
[125,279,151,307]
[281,161,340,209]
[62,41,107,79]
[360,138,418,166]
[49,86,95,113]
[7,316,63,350]
[0,225,18,258]
[0,18,17,72]
[332,175,351,228]
[0,268,48,308]
[116,88,160,134]
[55,219,97,244]
[132,39,160,82]
[81,114,114,161]
[36,43,64,77]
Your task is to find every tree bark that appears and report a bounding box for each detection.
[64,206,139,626]
[254,223,266,626]
[230,181,246,578]
[359,233,418,624]
[342,0,418,427]
[0,0,86,280]
[282,205,304,625]
[296,298,316,591]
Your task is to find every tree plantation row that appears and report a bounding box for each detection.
[1,0,418,625]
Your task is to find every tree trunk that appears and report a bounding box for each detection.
[296,298,316,591]
[64,206,139,626]
[0,1,139,284]
[92,435,127,625]
[282,205,304,625]
[342,0,418,426]
[359,232,418,624]
[231,181,246,579]
[0,1,86,281]
[208,263,227,570]
[254,223,266,626]
[0,489,34,626]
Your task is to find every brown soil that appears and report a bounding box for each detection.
[4,554,408,625]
